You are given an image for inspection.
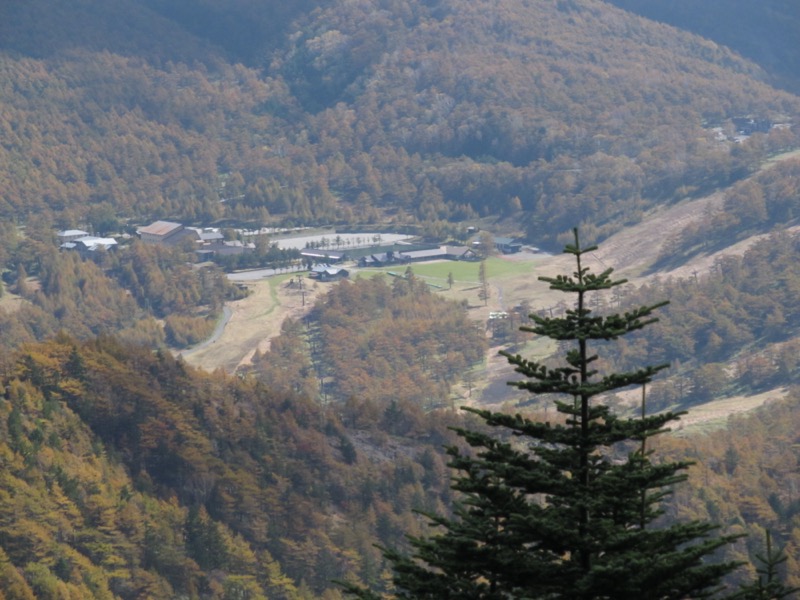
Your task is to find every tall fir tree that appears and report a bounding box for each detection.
[344,228,743,599]
[733,530,799,600]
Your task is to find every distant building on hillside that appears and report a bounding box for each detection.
[57,229,91,243]
[60,236,118,253]
[137,221,198,246]
[493,237,523,254]
[732,116,772,135]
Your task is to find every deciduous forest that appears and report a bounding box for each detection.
[1,0,799,243]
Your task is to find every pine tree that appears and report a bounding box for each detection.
[733,530,799,600]
[344,228,743,599]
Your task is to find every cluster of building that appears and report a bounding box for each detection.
[57,230,118,252]
[57,221,255,258]
[58,220,527,284]
[137,221,255,258]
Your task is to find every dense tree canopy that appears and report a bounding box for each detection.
[0,335,471,597]
[250,275,487,408]
[1,0,798,246]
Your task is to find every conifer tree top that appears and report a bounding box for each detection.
[343,227,744,600]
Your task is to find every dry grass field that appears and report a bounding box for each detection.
[181,273,326,372]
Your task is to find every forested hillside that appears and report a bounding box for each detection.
[0,336,469,598]
[1,0,798,244]
[597,160,800,409]
[2,306,800,596]
[606,0,800,93]
[659,391,800,589]
[0,229,245,350]
[248,275,487,407]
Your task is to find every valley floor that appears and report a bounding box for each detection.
[183,149,800,430]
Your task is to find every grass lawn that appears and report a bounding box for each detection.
[357,255,541,287]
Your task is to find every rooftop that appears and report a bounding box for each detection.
[137,221,183,237]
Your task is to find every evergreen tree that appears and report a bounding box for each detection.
[344,228,742,599]
[733,530,799,600]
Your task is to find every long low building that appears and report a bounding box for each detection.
[60,236,118,252]
[399,245,478,262]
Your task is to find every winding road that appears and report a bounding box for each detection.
[178,305,233,358]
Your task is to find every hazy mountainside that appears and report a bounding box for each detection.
[0,0,323,65]
[0,0,225,64]
[1,0,798,247]
[606,0,800,93]
[6,0,799,357]
[136,0,325,65]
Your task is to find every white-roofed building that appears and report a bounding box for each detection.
[61,236,118,253]
[57,229,90,243]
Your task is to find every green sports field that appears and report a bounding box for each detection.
[358,255,541,287]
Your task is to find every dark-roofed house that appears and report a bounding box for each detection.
[444,245,479,260]
[358,252,404,267]
[494,237,523,254]
[310,264,349,281]
[194,229,225,244]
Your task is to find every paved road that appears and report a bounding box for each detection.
[226,265,304,281]
[179,305,233,358]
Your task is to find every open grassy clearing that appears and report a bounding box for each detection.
[359,254,543,282]
[672,388,789,436]
[181,273,326,372]
[357,253,555,313]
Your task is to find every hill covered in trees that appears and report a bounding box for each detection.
[5,0,798,358]
[0,335,469,598]
[1,0,798,245]
[3,1,800,596]
[2,283,800,597]
[248,275,487,408]
[606,0,800,94]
